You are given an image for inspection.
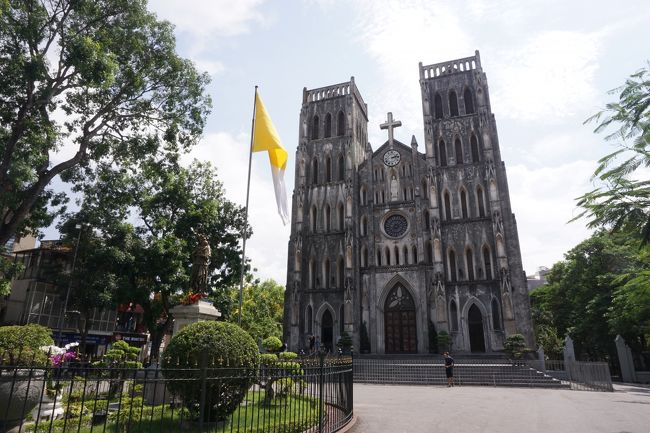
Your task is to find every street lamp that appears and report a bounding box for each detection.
[55,223,86,346]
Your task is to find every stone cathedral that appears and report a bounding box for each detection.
[283,51,534,355]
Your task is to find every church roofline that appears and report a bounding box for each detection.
[419,50,482,80]
[371,139,424,159]
[302,77,368,119]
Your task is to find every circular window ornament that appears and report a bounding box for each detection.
[384,214,408,238]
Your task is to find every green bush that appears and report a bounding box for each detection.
[94,340,142,368]
[337,332,353,353]
[262,336,282,352]
[0,324,53,365]
[504,334,528,359]
[278,351,297,360]
[162,321,259,422]
[260,353,278,365]
[437,331,451,354]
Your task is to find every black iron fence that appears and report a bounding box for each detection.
[0,356,353,433]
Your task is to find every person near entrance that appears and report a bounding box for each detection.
[443,352,454,387]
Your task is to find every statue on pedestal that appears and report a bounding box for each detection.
[190,233,211,294]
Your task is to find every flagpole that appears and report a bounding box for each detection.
[238,86,258,326]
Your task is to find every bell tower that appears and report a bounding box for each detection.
[284,78,368,351]
[419,51,534,349]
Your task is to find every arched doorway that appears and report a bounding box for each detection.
[468,304,486,352]
[384,284,417,353]
[321,310,334,353]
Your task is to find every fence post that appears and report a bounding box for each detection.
[198,352,208,432]
[318,350,325,433]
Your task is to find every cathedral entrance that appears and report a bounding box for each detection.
[468,304,486,352]
[384,284,417,353]
[321,310,334,353]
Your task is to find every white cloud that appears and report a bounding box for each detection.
[353,0,473,146]
[491,30,602,122]
[182,132,290,284]
[508,160,596,274]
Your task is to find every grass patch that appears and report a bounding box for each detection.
[24,391,320,433]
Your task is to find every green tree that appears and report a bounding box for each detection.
[576,62,650,241]
[230,279,285,344]
[0,0,210,288]
[530,231,639,360]
[70,158,249,359]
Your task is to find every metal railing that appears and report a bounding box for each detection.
[529,359,613,392]
[0,355,353,433]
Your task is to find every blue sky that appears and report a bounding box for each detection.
[48,0,650,284]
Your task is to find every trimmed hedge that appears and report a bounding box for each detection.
[161,321,259,422]
[0,324,53,365]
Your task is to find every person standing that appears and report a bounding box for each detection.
[315,336,321,353]
[444,352,454,387]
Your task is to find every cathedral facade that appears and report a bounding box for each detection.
[283,51,534,354]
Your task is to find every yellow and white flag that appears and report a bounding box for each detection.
[252,90,289,225]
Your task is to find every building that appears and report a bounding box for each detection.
[283,51,534,354]
[1,240,147,356]
[527,266,550,292]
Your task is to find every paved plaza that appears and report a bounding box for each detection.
[348,383,650,433]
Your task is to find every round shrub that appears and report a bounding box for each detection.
[161,321,259,422]
[262,336,282,353]
[259,353,278,365]
[278,351,298,361]
[0,324,53,365]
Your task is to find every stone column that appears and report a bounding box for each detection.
[563,336,575,363]
[537,346,546,372]
[615,335,637,383]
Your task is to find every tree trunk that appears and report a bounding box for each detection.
[149,317,172,362]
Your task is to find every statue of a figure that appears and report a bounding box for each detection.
[390,175,399,201]
[190,233,211,293]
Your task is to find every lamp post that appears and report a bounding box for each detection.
[55,223,85,346]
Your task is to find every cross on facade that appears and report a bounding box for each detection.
[380,112,402,146]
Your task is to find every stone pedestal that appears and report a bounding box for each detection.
[170,300,221,336]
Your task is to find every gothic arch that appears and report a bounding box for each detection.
[464,87,475,114]
[434,92,443,119]
[438,139,447,167]
[403,245,409,265]
[449,90,459,117]
[360,216,368,236]
[309,257,316,289]
[310,205,317,232]
[337,256,344,288]
[476,185,486,217]
[423,209,430,229]
[461,297,490,352]
[470,134,480,163]
[324,258,331,289]
[324,204,331,231]
[311,158,318,184]
[394,246,400,265]
[338,202,345,230]
[385,246,391,266]
[361,246,368,267]
[412,245,418,264]
[449,299,459,331]
[337,153,345,181]
[459,187,469,219]
[312,115,319,139]
[465,247,475,281]
[360,185,367,205]
[443,189,452,220]
[315,302,336,326]
[337,110,345,136]
[324,113,332,138]
[482,244,493,280]
[377,274,419,310]
[454,137,463,165]
[376,249,382,266]
[447,248,457,282]
[325,155,332,182]
[305,304,313,334]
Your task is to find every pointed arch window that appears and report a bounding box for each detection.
[324,205,331,231]
[385,247,391,266]
[403,246,409,265]
[312,158,318,184]
[310,206,317,232]
[360,216,367,236]
[424,210,430,230]
[394,246,400,265]
[361,246,368,267]
[471,134,480,163]
[338,203,345,231]
[455,138,463,164]
[426,241,433,264]
[449,91,459,117]
[338,154,345,180]
[306,305,313,333]
[438,140,447,167]
[338,256,344,288]
[324,259,331,289]
[492,298,501,330]
[309,259,316,289]
[483,246,492,280]
[326,156,332,182]
[412,245,418,264]
[444,191,452,220]
[337,111,345,136]
[360,186,367,205]
[324,113,332,138]
[464,88,474,114]
[450,300,458,331]
[460,189,469,219]
[312,115,319,139]
[466,248,475,281]
[477,186,486,217]
[448,250,457,282]
[434,93,443,119]
[340,304,345,333]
